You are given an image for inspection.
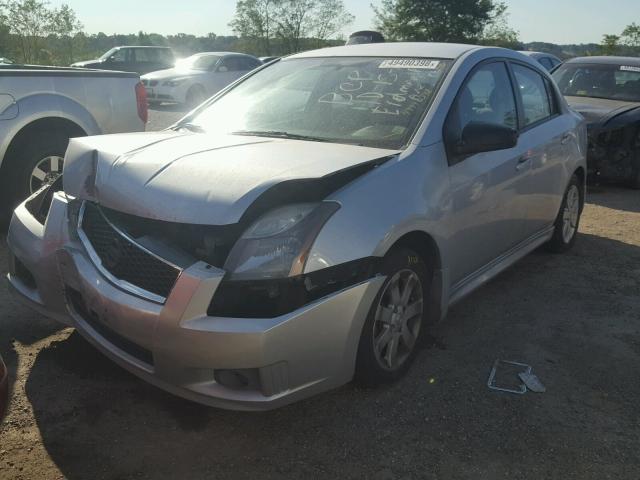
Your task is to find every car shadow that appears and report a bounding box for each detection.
[24,231,640,479]
[148,103,190,113]
[587,185,640,213]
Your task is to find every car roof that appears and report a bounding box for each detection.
[287,42,482,60]
[519,51,559,60]
[116,45,171,50]
[564,56,640,66]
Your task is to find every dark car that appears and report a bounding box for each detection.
[72,46,175,75]
[519,51,562,71]
[553,56,640,188]
[0,355,8,421]
[346,31,385,45]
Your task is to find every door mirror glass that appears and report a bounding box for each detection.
[452,122,518,156]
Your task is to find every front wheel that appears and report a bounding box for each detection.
[3,131,69,209]
[355,248,430,387]
[545,174,583,253]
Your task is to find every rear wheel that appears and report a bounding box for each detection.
[355,248,429,386]
[546,174,583,253]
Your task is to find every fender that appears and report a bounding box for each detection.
[0,92,101,170]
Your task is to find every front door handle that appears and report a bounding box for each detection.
[516,155,531,171]
[561,132,572,145]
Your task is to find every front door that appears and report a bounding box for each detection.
[445,61,533,285]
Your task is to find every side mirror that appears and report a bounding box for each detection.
[452,122,518,156]
[217,65,228,73]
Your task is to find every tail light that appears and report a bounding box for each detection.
[135,82,148,124]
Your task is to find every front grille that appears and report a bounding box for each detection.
[79,202,181,301]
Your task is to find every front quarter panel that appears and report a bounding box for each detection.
[306,143,450,273]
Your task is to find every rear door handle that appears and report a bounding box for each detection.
[561,132,572,145]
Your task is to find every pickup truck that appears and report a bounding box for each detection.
[0,65,147,216]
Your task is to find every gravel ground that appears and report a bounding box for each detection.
[145,103,189,132]
[0,110,639,479]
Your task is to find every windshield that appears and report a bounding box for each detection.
[553,63,640,102]
[175,54,221,71]
[187,57,451,149]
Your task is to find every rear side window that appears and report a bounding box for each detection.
[222,57,247,72]
[157,49,174,64]
[134,49,163,63]
[512,64,553,127]
[447,61,518,138]
[539,57,553,71]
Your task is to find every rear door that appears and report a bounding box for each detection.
[445,61,533,284]
[509,62,570,235]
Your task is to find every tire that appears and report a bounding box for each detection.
[545,174,583,253]
[3,131,69,209]
[354,248,430,387]
[630,156,640,190]
[186,85,207,108]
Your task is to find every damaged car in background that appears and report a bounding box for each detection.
[6,43,586,410]
[553,56,640,188]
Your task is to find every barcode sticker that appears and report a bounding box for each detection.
[620,65,640,72]
[379,59,441,69]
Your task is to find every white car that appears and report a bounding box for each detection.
[141,52,262,107]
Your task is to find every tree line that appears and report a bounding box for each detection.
[0,0,637,66]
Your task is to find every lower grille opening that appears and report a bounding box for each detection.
[67,287,154,367]
[214,369,260,391]
[12,256,37,290]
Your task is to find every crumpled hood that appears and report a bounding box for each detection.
[565,96,640,126]
[63,131,397,225]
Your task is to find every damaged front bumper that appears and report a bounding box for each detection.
[587,124,640,183]
[6,194,384,410]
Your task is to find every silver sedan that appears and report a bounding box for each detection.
[6,42,587,410]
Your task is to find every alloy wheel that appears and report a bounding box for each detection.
[372,269,424,371]
[562,184,580,243]
[30,155,64,194]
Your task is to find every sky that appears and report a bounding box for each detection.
[48,0,639,45]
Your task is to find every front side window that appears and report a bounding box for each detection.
[106,48,127,63]
[553,63,640,102]
[447,61,518,140]
[512,64,553,126]
[188,57,452,149]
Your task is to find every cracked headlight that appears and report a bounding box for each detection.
[224,202,340,280]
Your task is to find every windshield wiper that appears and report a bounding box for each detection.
[174,123,205,133]
[232,130,330,143]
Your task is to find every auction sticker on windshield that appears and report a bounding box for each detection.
[379,59,441,69]
[620,65,640,73]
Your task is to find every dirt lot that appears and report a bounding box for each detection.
[0,110,639,479]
